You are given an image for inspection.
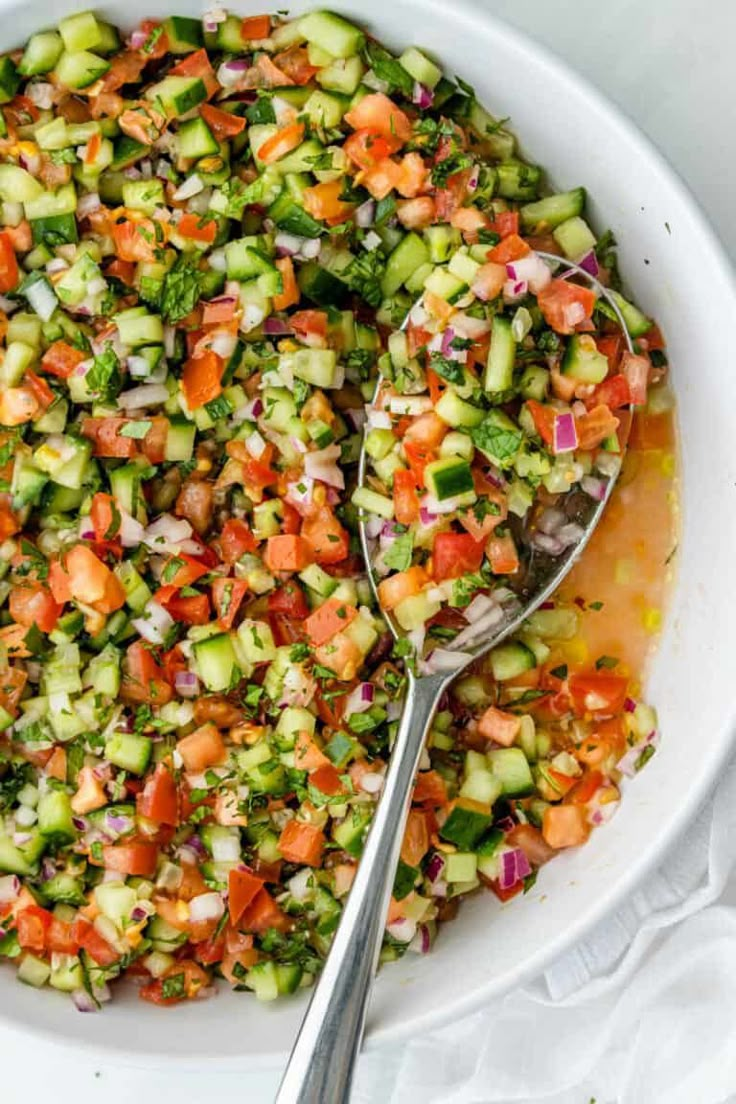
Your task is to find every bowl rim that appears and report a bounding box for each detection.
[0,0,734,1070]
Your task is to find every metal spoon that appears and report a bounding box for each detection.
[276,254,633,1104]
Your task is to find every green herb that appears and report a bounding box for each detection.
[204,394,233,421]
[119,420,152,439]
[536,330,562,354]
[427,624,458,641]
[595,654,619,670]
[160,256,202,324]
[429,351,466,386]
[343,249,386,308]
[363,41,414,96]
[374,194,396,224]
[246,92,276,126]
[348,706,387,735]
[161,972,186,1000]
[17,539,48,580]
[383,530,414,573]
[49,148,78,165]
[292,377,310,410]
[162,557,185,584]
[449,573,486,608]
[142,24,164,54]
[471,417,523,465]
[550,664,568,680]
[588,601,604,611]
[476,228,501,246]
[431,148,472,188]
[312,664,337,681]
[0,930,20,958]
[635,745,656,772]
[139,275,163,308]
[523,869,538,894]
[344,347,374,379]
[86,346,122,402]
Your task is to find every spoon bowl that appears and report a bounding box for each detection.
[277,253,633,1104]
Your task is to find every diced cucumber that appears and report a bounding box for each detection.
[114,307,164,347]
[553,215,597,261]
[519,364,549,401]
[487,747,534,796]
[351,485,394,520]
[610,290,652,338]
[104,731,152,775]
[269,189,323,238]
[304,89,347,128]
[146,75,207,118]
[18,954,51,988]
[440,798,493,849]
[59,11,103,52]
[467,101,515,160]
[561,334,608,383]
[54,50,110,90]
[317,55,364,94]
[423,266,465,302]
[37,790,75,845]
[445,851,478,883]
[424,456,475,500]
[18,32,63,76]
[122,179,165,215]
[381,233,429,297]
[176,116,218,160]
[520,187,586,232]
[291,348,338,388]
[434,390,485,429]
[460,768,502,806]
[488,641,536,681]
[299,10,365,58]
[0,164,43,203]
[0,56,20,103]
[0,831,43,876]
[164,417,196,462]
[332,806,372,857]
[193,632,239,692]
[393,591,441,631]
[42,873,86,905]
[164,15,204,53]
[24,183,77,221]
[399,46,442,89]
[485,315,516,394]
[496,160,542,201]
[424,225,460,263]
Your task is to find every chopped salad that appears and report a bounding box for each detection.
[0,7,669,1009]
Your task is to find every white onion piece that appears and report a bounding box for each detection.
[464,593,497,623]
[360,771,385,795]
[211,834,241,863]
[25,278,58,321]
[287,868,314,901]
[188,892,225,924]
[386,917,417,943]
[422,648,472,673]
[131,601,174,645]
[388,395,434,416]
[304,444,345,489]
[77,192,101,219]
[451,606,505,650]
[117,383,170,409]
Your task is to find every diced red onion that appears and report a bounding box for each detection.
[12,832,32,847]
[624,697,637,713]
[288,868,313,902]
[143,515,194,555]
[285,478,315,514]
[355,199,376,228]
[129,28,147,48]
[406,625,426,657]
[386,917,417,943]
[506,252,552,294]
[451,312,491,340]
[388,395,434,416]
[553,411,578,454]
[503,278,528,301]
[467,164,480,192]
[173,174,204,202]
[344,682,374,716]
[366,408,391,430]
[245,429,267,459]
[217,58,250,86]
[499,847,532,889]
[556,522,585,549]
[0,875,20,904]
[345,407,366,431]
[325,487,340,506]
[189,891,226,924]
[412,81,434,109]
[582,474,607,501]
[104,812,133,835]
[274,231,305,257]
[409,922,432,954]
[210,330,238,360]
[304,444,345,489]
[76,191,101,220]
[419,506,438,526]
[72,816,88,831]
[426,852,445,884]
[595,451,622,479]
[25,278,57,321]
[263,316,293,336]
[175,670,200,698]
[578,250,600,277]
[72,989,100,1013]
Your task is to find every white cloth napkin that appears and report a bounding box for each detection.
[352,751,736,1104]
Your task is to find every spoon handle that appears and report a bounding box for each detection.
[275,671,448,1104]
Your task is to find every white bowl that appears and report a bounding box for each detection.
[1,0,735,1070]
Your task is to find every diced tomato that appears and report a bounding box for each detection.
[450,206,490,243]
[542,804,590,848]
[432,532,485,581]
[267,580,310,620]
[218,518,257,565]
[0,230,19,292]
[177,213,217,243]
[265,534,314,573]
[228,867,265,925]
[277,819,325,867]
[302,179,354,223]
[477,705,521,747]
[396,196,436,230]
[403,441,434,483]
[377,565,429,610]
[41,341,85,379]
[393,469,420,525]
[181,350,223,410]
[89,492,119,542]
[0,386,39,425]
[412,770,448,807]
[589,374,631,411]
[301,506,350,565]
[239,886,290,934]
[200,102,246,140]
[241,14,271,39]
[71,917,120,966]
[485,878,524,902]
[487,233,530,264]
[273,256,300,311]
[489,210,519,238]
[400,809,430,867]
[290,309,328,346]
[16,905,52,952]
[9,581,62,634]
[64,544,125,614]
[169,49,218,99]
[596,333,623,373]
[309,763,345,797]
[257,121,305,164]
[565,769,604,806]
[139,961,210,1005]
[344,128,400,169]
[525,399,556,446]
[575,403,619,450]
[46,917,79,955]
[568,671,629,715]
[305,596,358,646]
[82,417,137,458]
[162,590,210,625]
[487,532,519,575]
[537,279,597,334]
[100,841,158,878]
[471,261,507,302]
[112,219,157,263]
[345,92,411,143]
[177,722,226,772]
[211,577,248,629]
[621,351,650,406]
[136,763,179,826]
[122,639,173,706]
[24,370,54,412]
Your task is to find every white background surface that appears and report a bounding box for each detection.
[2,1,734,1100]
